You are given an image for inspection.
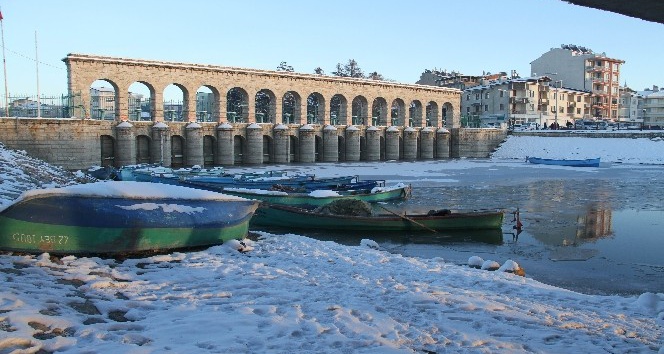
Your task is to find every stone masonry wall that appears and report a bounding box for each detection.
[0,118,113,169]
[0,119,508,170]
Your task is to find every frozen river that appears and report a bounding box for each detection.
[244,158,664,296]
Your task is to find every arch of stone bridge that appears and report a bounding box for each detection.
[65,54,460,127]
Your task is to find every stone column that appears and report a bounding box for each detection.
[114,121,135,167]
[342,100,352,126]
[216,123,234,165]
[216,95,226,123]
[153,91,164,122]
[151,122,171,166]
[244,123,263,164]
[322,125,339,162]
[365,126,381,161]
[298,124,316,163]
[117,91,129,122]
[345,125,361,161]
[436,127,451,158]
[403,127,418,160]
[274,101,283,125]
[246,95,256,123]
[273,124,290,163]
[385,126,400,160]
[299,101,308,125]
[185,92,197,122]
[420,127,434,159]
[185,122,204,166]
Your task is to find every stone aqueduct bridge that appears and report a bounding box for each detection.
[0,54,506,169]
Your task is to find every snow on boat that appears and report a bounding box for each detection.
[526,157,600,167]
[0,181,260,256]
[220,183,412,208]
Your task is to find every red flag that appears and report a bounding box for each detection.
[0,11,3,21]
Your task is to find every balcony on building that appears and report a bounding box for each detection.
[510,97,529,104]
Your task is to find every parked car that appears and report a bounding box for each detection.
[513,123,537,131]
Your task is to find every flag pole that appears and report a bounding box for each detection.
[35,30,40,118]
[0,9,8,117]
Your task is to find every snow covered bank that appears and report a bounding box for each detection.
[0,234,662,353]
[0,139,663,353]
[0,143,94,209]
[491,135,664,164]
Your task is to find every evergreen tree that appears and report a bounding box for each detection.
[277,61,294,72]
[332,59,364,78]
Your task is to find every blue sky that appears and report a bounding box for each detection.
[0,0,662,97]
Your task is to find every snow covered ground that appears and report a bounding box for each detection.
[0,137,663,353]
[491,135,664,165]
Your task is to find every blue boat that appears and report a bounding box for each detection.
[526,157,600,167]
[123,165,227,183]
[0,181,260,256]
[181,175,364,192]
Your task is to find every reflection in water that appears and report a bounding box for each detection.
[253,226,504,247]
[572,204,613,245]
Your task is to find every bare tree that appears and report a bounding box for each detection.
[313,67,325,75]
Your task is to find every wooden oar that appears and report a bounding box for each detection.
[376,204,437,233]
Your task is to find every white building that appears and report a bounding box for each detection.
[461,76,591,129]
[642,88,664,128]
[90,87,116,120]
[618,88,643,123]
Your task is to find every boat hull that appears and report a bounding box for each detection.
[527,157,600,167]
[0,194,259,256]
[221,185,411,208]
[252,204,504,231]
[181,175,360,191]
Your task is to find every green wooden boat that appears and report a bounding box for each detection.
[251,203,504,232]
[221,184,412,208]
[0,181,260,256]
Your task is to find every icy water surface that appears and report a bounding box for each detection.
[255,160,664,296]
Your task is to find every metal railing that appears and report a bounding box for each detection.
[2,93,81,118]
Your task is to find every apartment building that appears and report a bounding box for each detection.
[618,87,643,123]
[90,87,116,120]
[461,76,591,128]
[531,44,624,120]
[642,88,664,128]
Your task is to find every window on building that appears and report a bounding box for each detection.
[577,108,581,114]
[499,103,504,110]
[484,105,488,112]
[466,95,470,100]
[500,91,505,97]
[466,107,470,113]
[485,92,489,99]
[577,96,581,102]
[475,93,480,100]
